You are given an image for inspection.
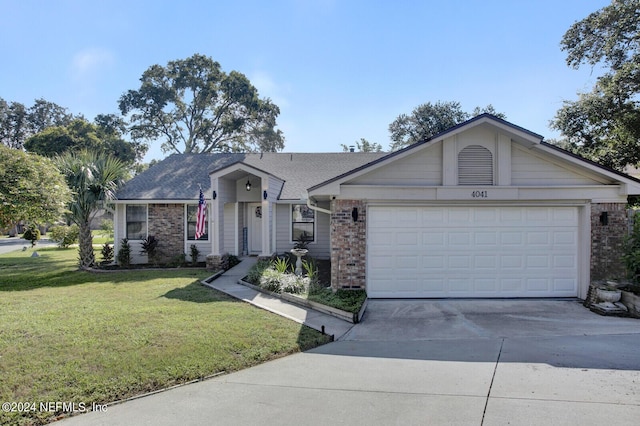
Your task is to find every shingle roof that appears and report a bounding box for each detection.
[116,152,388,201]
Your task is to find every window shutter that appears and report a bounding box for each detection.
[458,145,493,185]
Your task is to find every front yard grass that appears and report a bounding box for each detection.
[0,248,331,426]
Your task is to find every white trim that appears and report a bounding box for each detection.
[125,204,148,241]
[289,203,317,244]
[337,184,628,203]
[234,202,239,256]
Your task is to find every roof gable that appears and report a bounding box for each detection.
[308,114,640,196]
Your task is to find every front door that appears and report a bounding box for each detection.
[249,203,262,254]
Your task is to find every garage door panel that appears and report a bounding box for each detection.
[527,231,550,245]
[475,232,498,246]
[396,232,418,246]
[448,232,471,246]
[367,206,579,298]
[474,255,497,269]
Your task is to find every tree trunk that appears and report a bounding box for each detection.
[78,221,95,269]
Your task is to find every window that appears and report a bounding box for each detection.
[126,205,147,240]
[187,204,208,240]
[458,145,494,185]
[292,204,314,242]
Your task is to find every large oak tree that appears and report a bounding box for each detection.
[119,54,285,154]
[24,116,146,166]
[551,0,640,170]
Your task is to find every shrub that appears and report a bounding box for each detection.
[117,238,131,267]
[100,219,114,239]
[294,231,312,250]
[49,224,80,248]
[273,257,289,273]
[259,268,308,294]
[22,224,41,247]
[140,235,159,264]
[302,259,318,284]
[101,243,114,264]
[227,255,240,269]
[190,244,200,264]
[624,211,640,282]
[259,268,284,292]
[246,260,271,284]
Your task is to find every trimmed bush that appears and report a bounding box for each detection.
[49,224,80,248]
[22,224,41,247]
[117,238,131,267]
[101,243,114,264]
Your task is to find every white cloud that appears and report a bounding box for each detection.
[250,70,291,109]
[71,48,115,80]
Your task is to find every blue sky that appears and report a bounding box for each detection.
[1,0,609,161]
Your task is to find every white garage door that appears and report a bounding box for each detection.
[367,206,578,298]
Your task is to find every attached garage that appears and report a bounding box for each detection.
[307,114,640,300]
[367,206,579,298]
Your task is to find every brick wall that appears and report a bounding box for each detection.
[148,204,184,264]
[330,200,366,290]
[591,203,628,280]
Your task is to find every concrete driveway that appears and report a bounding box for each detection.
[59,300,640,425]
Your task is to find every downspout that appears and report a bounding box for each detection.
[304,195,331,215]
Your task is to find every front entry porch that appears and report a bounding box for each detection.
[207,163,282,261]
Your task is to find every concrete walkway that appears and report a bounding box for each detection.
[201,256,354,340]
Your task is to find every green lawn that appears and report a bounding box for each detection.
[0,248,331,426]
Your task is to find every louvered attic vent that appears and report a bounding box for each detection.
[458,145,493,185]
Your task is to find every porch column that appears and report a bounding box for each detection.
[261,182,271,257]
[211,178,224,256]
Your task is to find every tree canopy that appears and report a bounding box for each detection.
[119,54,285,154]
[0,145,71,228]
[551,0,640,170]
[388,101,505,151]
[0,98,74,150]
[24,116,146,166]
[341,138,383,152]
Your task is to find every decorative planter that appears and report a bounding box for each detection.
[595,288,622,305]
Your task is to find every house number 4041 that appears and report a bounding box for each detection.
[471,190,488,198]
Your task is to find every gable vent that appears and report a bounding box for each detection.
[458,145,493,185]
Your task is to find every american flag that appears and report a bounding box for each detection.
[195,188,207,239]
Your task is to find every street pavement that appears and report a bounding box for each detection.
[0,236,56,255]
[58,299,640,426]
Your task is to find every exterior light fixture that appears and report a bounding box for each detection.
[245,180,252,191]
[263,190,268,200]
[352,207,358,222]
[212,190,217,200]
[600,211,608,226]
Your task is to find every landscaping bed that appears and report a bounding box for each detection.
[243,257,368,323]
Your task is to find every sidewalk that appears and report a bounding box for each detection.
[201,257,354,340]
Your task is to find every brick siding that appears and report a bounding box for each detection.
[591,203,627,281]
[330,199,366,290]
[148,204,185,263]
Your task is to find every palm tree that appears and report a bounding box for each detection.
[56,151,128,269]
